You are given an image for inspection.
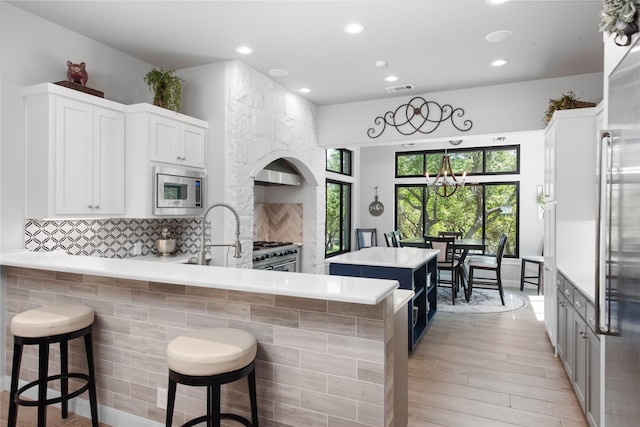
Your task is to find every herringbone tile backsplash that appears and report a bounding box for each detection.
[254,203,303,243]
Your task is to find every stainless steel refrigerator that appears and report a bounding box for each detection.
[596,39,640,426]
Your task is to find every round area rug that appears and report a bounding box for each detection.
[437,287,527,314]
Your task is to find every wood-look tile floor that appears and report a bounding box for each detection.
[1,288,586,427]
[0,391,111,427]
[408,287,588,427]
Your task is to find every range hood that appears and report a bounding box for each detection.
[255,159,301,186]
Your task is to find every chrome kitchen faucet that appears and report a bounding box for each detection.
[196,203,242,265]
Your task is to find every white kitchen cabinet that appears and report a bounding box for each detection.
[128,104,207,169]
[124,104,208,217]
[543,107,598,347]
[23,83,125,218]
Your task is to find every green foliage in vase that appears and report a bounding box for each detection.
[143,67,184,112]
[599,0,640,36]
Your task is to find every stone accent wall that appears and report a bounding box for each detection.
[223,61,325,273]
[4,267,394,426]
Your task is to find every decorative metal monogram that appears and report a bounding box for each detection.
[367,97,473,138]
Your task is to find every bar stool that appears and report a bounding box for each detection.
[8,304,99,427]
[165,328,259,427]
[520,255,544,294]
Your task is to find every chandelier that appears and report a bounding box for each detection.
[425,141,466,197]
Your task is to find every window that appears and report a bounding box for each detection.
[326,180,352,257]
[396,145,519,177]
[326,149,352,175]
[395,183,519,257]
[395,144,521,257]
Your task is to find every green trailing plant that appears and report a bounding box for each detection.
[143,68,184,112]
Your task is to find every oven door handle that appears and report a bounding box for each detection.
[268,259,297,270]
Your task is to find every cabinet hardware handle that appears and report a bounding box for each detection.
[95,205,100,209]
[88,205,93,209]
[575,301,581,308]
[565,289,571,296]
[589,317,596,325]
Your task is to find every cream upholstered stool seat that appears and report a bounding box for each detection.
[165,328,259,427]
[8,305,99,427]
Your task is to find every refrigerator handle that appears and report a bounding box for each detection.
[595,131,618,336]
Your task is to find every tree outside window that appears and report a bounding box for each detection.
[326,180,351,256]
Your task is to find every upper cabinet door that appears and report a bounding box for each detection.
[54,96,94,215]
[181,123,206,168]
[149,114,206,169]
[93,106,125,215]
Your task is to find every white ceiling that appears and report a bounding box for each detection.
[8,0,605,106]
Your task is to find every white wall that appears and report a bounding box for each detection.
[0,2,154,251]
[317,73,602,148]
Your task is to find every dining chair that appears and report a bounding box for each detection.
[438,231,463,259]
[391,230,402,247]
[383,232,394,247]
[438,231,463,239]
[466,234,508,305]
[356,228,378,250]
[424,236,462,304]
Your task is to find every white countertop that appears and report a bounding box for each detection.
[328,247,439,269]
[0,250,398,305]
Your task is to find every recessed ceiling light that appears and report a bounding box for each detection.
[344,22,365,34]
[485,30,512,43]
[374,60,387,68]
[486,0,510,5]
[235,46,253,55]
[299,88,311,93]
[269,69,289,77]
[490,58,509,67]
[385,75,399,82]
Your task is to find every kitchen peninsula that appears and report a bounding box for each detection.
[0,250,404,427]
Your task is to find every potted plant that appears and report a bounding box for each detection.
[543,91,595,124]
[143,67,184,112]
[600,0,640,46]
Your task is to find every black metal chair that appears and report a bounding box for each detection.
[356,228,377,249]
[425,236,462,304]
[521,255,544,294]
[466,234,508,305]
[384,232,394,247]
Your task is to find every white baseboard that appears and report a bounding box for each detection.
[1,376,162,427]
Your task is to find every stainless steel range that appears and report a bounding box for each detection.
[252,241,300,272]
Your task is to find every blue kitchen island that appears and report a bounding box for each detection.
[329,247,439,352]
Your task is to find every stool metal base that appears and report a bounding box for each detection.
[166,361,258,427]
[8,324,99,427]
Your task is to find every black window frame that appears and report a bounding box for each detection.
[325,179,352,258]
[326,148,353,176]
[395,144,520,178]
[394,181,520,258]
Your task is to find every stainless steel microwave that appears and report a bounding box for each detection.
[153,166,205,216]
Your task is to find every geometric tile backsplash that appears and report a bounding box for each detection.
[24,218,204,258]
